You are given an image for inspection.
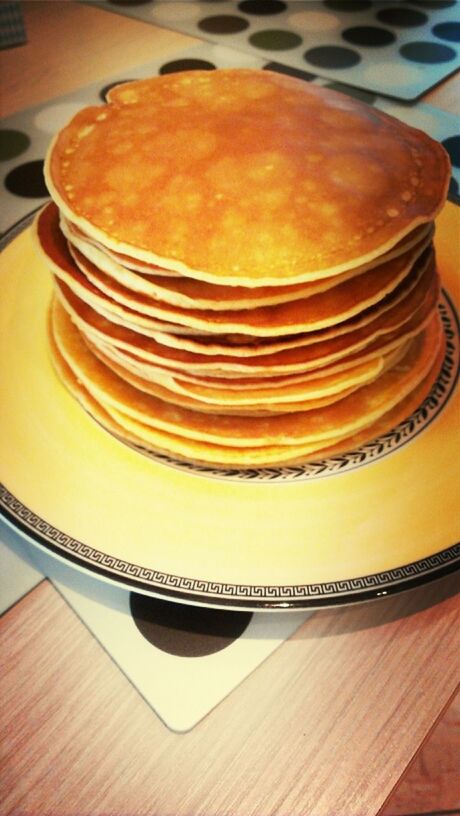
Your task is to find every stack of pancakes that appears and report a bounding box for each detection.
[37,69,450,468]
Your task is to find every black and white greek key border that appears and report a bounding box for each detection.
[1,483,459,608]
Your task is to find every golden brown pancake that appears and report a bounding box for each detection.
[49,316,444,468]
[50,297,442,447]
[85,343,364,416]
[37,202,432,338]
[37,202,436,358]
[60,210,433,311]
[34,208,211,338]
[45,70,450,286]
[66,237,430,337]
[53,258,439,379]
[48,327,359,465]
[63,208,433,280]
[97,345,403,407]
[62,215,184,277]
[39,70,450,469]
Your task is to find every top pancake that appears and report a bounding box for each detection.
[45,69,450,287]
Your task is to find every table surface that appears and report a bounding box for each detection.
[1,4,459,816]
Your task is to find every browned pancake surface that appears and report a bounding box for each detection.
[46,70,450,285]
[49,317,444,468]
[53,256,439,378]
[51,297,442,448]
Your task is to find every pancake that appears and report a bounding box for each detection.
[71,241,434,342]
[48,326,360,465]
[39,69,450,469]
[269,347,445,466]
[62,215,184,277]
[84,344,364,416]
[51,296,442,448]
[60,209,433,311]
[37,202,432,338]
[54,256,439,378]
[45,69,449,286]
[94,343,407,393]
[103,244,432,354]
[84,340,412,414]
[49,318,444,468]
[34,210,212,338]
[67,236,431,337]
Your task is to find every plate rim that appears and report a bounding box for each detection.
[1,209,459,611]
[2,484,459,612]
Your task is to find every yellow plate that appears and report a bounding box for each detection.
[1,204,459,609]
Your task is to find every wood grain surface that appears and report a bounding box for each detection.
[0,4,459,815]
[1,575,459,816]
[380,691,460,815]
[0,1,198,118]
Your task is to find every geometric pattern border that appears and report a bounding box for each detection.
[1,483,459,608]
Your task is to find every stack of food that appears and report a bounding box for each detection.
[36,69,450,467]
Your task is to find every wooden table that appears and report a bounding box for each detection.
[1,4,459,815]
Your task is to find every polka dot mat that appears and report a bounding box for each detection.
[1,41,458,234]
[0,530,309,734]
[51,563,309,732]
[86,0,460,100]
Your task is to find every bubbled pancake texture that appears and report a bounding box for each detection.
[45,69,450,285]
[39,70,450,468]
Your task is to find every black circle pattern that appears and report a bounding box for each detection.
[5,160,48,198]
[249,29,302,50]
[376,7,428,28]
[432,22,460,43]
[409,0,456,8]
[304,45,361,69]
[442,135,460,169]
[342,26,396,47]
[130,594,252,657]
[238,0,286,14]
[199,15,250,34]
[400,40,456,63]
[0,129,30,161]
[160,59,216,74]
